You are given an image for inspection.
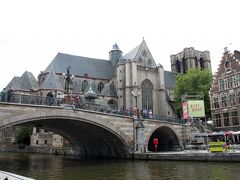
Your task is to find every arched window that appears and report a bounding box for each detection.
[82,80,89,93]
[98,82,104,93]
[195,56,198,68]
[182,58,187,73]
[141,79,153,111]
[200,57,204,70]
[176,59,181,73]
[108,99,118,109]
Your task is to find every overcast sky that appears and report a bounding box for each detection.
[0,0,239,91]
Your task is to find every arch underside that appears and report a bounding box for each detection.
[148,126,180,151]
[18,118,130,158]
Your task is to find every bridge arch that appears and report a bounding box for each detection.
[1,109,132,158]
[147,125,181,152]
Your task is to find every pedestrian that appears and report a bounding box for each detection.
[149,109,153,118]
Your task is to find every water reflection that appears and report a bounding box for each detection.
[1,152,240,180]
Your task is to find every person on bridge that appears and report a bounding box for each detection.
[0,88,6,102]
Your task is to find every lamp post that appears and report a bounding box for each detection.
[132,90,145,153]
[63,66,74,104]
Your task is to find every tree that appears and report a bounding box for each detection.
[174,69,212,118]
[15,126,31,145]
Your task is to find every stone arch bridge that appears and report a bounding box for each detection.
[0,103,185,158]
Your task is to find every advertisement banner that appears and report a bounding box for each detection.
[182,101,189,119]
[187,100,205,118]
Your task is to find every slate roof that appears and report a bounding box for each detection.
[164,71,177,89]
[19,71,39,90]
[5,77,21,91]
[40,70,63,90]
[118,42,141,65]
[44,53,113,79]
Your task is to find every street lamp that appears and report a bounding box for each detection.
[63,66,74,104]
[63,66,74,95]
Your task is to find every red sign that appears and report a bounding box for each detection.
[182,101,189,119]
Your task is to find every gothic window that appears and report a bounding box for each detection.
[195,56,198,68]
[223,112,230,126]
[142,50,147,57]
[200,57,204,70]
[98,82,104,93]
[182,58,187,73]
[82,80,89,93]
[141,79,153,111]
[176,59,181,73]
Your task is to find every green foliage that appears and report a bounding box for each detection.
[174,69,212,118]
[15,126,31,145]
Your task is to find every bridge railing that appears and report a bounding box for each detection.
[0,93,183,124]
[0,93,63,106]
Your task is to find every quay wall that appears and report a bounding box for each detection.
[133,152,240,162]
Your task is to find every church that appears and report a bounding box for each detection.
[4,39,177,117]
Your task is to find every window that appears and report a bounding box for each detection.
[82,80,89,93]
[215,114,221,127]
[195,56,198,68]
[36,140,39,145]
[200,57,204,70]
[230,94,236,105]
[98,82,104,93]
[223,112,230,126]
[213,97,219,108]
[227,77,233,89]
[45,140,47,144]
[176,59,181,73]
[108,99,117,109]
[182,58,187,73]
[219,79,225,91]
[221,96,227,107]
[232,111,239,126]
[142,79,153,111]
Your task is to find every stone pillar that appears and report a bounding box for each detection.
[133,114,145,153]
[125,62,131,108]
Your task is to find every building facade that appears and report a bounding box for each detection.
[171,47,211,74]
[210,48,240,131]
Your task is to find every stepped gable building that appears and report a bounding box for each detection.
[210,48,240,131]
[4,39,177,117]
[170,47,211,73]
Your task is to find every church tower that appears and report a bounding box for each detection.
[170,47,211,73]
[109,43,122,67]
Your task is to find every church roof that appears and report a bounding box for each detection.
[19,71,39,90]
[40,70,63,90]
[122,44,141,60]
[44,53,113,79]
[5,76,21,90]
[164,71,177,89]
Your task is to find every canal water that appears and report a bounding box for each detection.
[1,152,240,180]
